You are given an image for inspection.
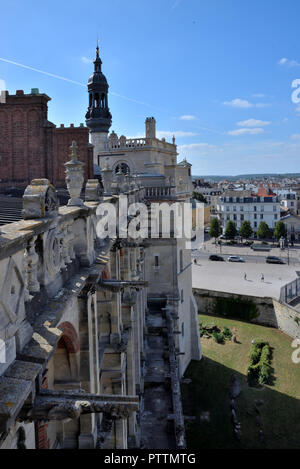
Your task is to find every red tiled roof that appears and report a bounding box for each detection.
[254,186,276,197]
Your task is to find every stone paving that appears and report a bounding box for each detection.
[192,259,298,299]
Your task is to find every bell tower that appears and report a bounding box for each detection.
[85,45,112,164]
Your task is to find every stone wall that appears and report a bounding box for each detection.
[193,287,300,339]
[272,299,300,339]
[193,288,277,327]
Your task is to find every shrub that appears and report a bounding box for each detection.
[212,332,224,344]
[247,341,272,386]
[223,327,232,340]
[249,346,261,366]
[258,363,272,385]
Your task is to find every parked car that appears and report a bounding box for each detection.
[228,256,245,263]
[209,255,225,262]
[266,256,285,265]
[204,227,210,233]
[219,234,226,240]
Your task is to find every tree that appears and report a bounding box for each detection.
[274,221,286,240]
[193,191,208,204]
[240,220,253,240]
[257,221,270,240]
[209,218,222,241]
[225,220,237,240]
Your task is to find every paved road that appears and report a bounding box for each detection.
[191,250,299,265]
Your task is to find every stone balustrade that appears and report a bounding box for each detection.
[107,136,176,152]
[144,186,176,200]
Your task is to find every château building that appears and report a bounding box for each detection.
[0,46,201,449]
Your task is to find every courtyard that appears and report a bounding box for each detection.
[192,260,298,299]
[182,313,300,449]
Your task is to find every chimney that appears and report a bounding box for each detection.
[145,117,156,139]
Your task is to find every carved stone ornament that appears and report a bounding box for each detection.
[85,179,101,202]
[22,179,58,219]
[65,141,84,206]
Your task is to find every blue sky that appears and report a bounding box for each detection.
[1,0,300,175]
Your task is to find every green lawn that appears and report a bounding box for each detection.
[182,313,300,449]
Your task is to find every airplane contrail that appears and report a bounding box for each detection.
[0,57,86,87]
[0,57,156,108]
[0,56,222,134]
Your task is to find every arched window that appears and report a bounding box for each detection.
[115,162,130,175]
[94,93,99,108]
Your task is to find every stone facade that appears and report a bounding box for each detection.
[0,139,201,449]
[0,90,93,190]
[0,46,202,450]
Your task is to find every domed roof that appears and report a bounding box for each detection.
[88,70,108,86]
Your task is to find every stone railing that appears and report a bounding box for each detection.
[144,186,176,200]
[107,137,176,152]
[108,138,147,149]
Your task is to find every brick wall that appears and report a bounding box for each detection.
[53,125,93,187]
[0,90,93,190]
[0,91,53,188]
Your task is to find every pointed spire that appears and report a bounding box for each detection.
[94,37,102,71]
[96,35,99,58]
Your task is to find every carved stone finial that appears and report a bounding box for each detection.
[85,179,101,202]
[65,141,84,206]
[70,140,79,161]
[22,179,58,219]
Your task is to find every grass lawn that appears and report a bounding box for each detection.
[182,313,300,449]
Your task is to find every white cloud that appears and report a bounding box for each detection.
[224,98,253,108]
[81,56,93,64]
[237,119,271,127]
[178,142,220,155]
[223,98,270,109]
[255,102,271,108]
[278,57,300,67]
[179,115,197,121]
[252,93,266,98]
[157,130,198,139]
[227,128,265,136]
[290,134,300,140]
